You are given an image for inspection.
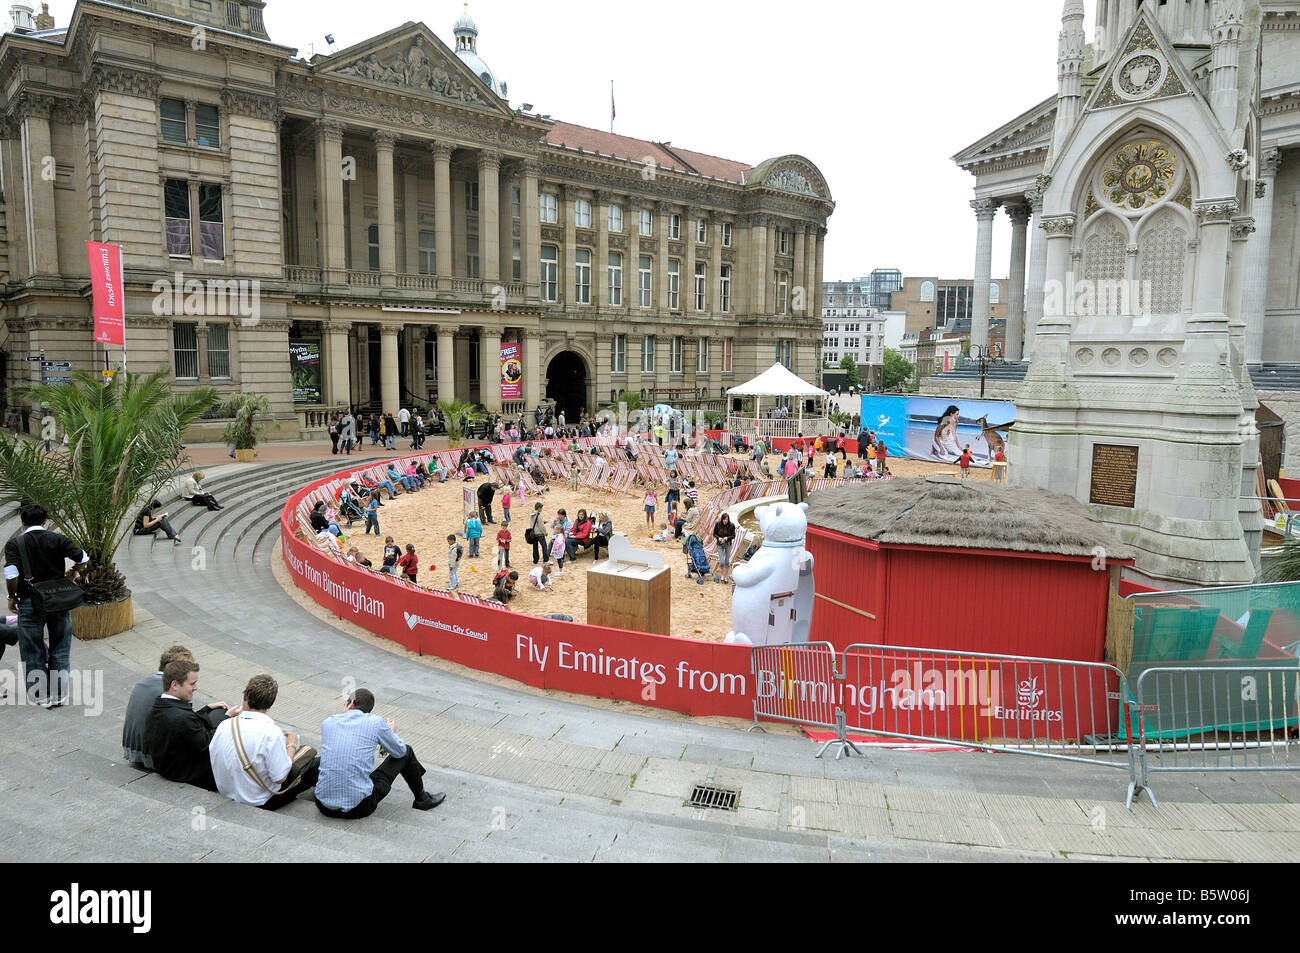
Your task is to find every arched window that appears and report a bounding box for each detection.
[1137,208,1189,316]
[920,280,935,301]
[989,283,1001,305]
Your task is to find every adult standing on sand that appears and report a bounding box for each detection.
[527,502,548,565]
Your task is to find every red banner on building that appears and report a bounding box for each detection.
[86,241,125,346]
[500,342,522,401]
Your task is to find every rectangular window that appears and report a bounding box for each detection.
[638,209,653,236]
[198,183,224,259]
[207,324,231,379]
[721,222,732,247]
[668,214,681,240]
[465,181,479,212]
[697,337,708,374]
[194,104,219,148]
[777,272,789,315]
[173,322,198,379]
[696,219,707,244]
[779,230,791,255]
[467,235,480,278]
[367,224,380,271]
[608,204,623,233]
[671,336,683,374]
[775,340,792,368]
[694,263,707,312]
[540,193,558,223]
[719,265,731,313]
[161,98,187,144]
[667,259,680,311]
[541,245,558,301]
[608,252,623,306]
[512,240,521,281]
[722,338,733,373]
[511,187,521,220]
[575,199,592,229]
[611,334,626,374]
[641,335,656,374]
[164,179,192,257]
[418,230,436,275]
[638,255,652,308]
[575,248,591,303]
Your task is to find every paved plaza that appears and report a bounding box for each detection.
[1,445,1298,863]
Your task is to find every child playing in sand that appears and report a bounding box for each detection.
[529,563,553,591]
[643,488,657,527]
[569,465,581,491]
[447,534,463,590]
[397,543,419,583]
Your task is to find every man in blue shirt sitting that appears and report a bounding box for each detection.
[314,688,445,819]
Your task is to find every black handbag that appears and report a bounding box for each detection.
[17,533,85,614]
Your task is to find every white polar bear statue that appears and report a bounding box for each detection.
[723,501,815,647]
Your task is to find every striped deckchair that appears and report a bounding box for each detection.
[490,444,513,463]
[582,460,605,490]
[609,468,635,494]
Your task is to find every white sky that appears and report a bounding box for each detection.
[56,0,1098,283]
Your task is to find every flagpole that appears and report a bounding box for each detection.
[610,79,614,134]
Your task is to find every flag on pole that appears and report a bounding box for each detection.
[610,80,615,132]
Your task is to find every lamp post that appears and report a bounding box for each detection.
[969,343,1004,399]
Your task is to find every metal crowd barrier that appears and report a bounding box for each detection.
[749,642,860,759]
[1134,665,1300,796]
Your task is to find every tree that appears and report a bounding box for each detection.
[437,399,477,448]
[218,392,271,451]
[882,348,914,391]
[838,354,861,389]
[613,389,644,412]
[0,369,217,604]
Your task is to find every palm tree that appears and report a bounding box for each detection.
[614,390,644,412]
[0,369,217,604]
[218,392,271,451]
[438,399,477,447]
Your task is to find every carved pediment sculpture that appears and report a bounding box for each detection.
[336,40,483,105]
[768,167,817,196]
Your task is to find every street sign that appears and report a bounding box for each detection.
[42,376,72,384]
[24,356,44,362]
[41,361,72,371]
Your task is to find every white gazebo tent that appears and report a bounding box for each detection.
[726,363,830,440]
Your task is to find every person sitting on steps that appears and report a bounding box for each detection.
[134,499,181,545]
[184,472,222,511]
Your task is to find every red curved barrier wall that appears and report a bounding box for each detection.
[280,460,753,719]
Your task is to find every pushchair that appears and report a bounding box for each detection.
[683,534,716,585]
[708,437,729,454]
[338,491,365,528]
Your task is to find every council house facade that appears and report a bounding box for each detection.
[0,1,833,434]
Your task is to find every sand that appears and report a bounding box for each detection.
[341,451,985,643]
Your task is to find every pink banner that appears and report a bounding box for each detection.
[500,342,522,401]
[86,241,125,347]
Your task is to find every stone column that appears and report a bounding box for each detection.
[404,325,426,402]
[656,201,671,309]
[1243,148,1281,364]
[315,120,347,286]
[1193,201,1238,317]
[750,215,768,315]
[374,131,397,288]
[793,224,807,316]
[355,324,370,405]
[454,333,472,402]
[478,149,501,285]
[379,324,401,414]
[710,220,722,316]
[431,142,453,288]
[402,158,420,276]
[1228,217,1255,330]
[324,320,352,408]
[1023,180,1049,362]
[522,160,540,297]
[480,326,502,411]
[814,227,826,318]
[20,105,58,277]
[804,224,818,318]
[499,162,514,287]
[766,220,779,311]
[970,198,998,351]
[563,186,578,306]
[346,167,366,272]
[685,207,699,313]
[595,190,610,307]
[524,329,542,416]
[1004,202,1030,361]
[628,197,641,312]
[436,326,455,406]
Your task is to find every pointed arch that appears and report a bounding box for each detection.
[1136,205,1193,315]
[1080,211,1129,285]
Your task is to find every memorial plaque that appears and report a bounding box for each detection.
[1090,444,1139,508]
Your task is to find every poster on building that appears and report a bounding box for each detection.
[859,395,1016,467]
[288,340,322,404]
[85,241,126,347]
[500,342,523,401]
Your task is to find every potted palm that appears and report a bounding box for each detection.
[437,398,476,448]
[0,369,217,639]
[220,392,271,463]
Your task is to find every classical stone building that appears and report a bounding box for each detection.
[953,0,1300,586]
[0,1,832,435]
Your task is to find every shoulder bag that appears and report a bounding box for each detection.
[231,715,315,797]
[16,532,84,614]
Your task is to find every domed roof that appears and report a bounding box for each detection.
[452,4,503,98]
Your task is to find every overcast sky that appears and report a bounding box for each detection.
[67,0,1096,282]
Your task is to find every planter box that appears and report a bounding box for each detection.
[72,593,134,640]
[234,449,256,462]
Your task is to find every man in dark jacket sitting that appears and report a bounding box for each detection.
[144,658,237,791]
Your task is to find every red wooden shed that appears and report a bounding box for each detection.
[804,476,1136,662]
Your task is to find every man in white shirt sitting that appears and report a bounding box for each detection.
[210,674,319,811]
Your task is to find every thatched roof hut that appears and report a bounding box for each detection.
[805,475,1135,560]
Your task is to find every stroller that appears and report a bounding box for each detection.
[338,490,365,528]
[683,534,716,585]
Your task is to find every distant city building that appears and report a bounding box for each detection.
[891,277,1010,338]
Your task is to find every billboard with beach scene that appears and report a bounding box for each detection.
[859,396,1015,468]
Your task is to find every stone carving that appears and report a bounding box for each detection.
[1118,54,1163,98]
[1102,347,1122,367]
[1129,347,1150,368]
[1040,215,1076,236]
[1157,347,1178,367]
[86,64,163,100]
[1076,347,1095,365]
[970,198,999,220]
[767,168,816,196]
[220,88,280,122]
[1193,200,1239,223]
[336,41,484,105]
[1230,218,1256,241]
[1226,149,1250,172]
